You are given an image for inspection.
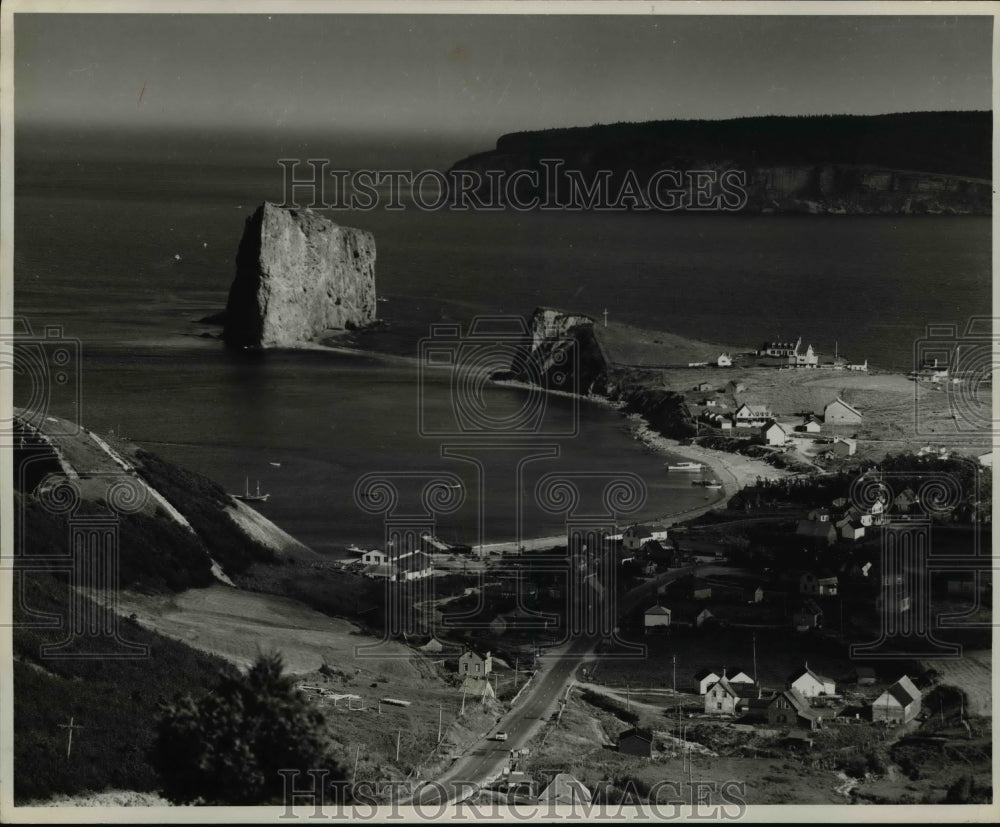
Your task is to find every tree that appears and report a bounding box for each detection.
[151,653,347,805]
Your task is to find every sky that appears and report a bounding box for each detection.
[13,12,994,164]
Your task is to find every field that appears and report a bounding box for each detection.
[922,649,992,717]
[106,583,509,793]
[660,364,990,461]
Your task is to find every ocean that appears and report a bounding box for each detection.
[13,156,992,552]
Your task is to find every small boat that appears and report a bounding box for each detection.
[666,461,705,472]
[705,481,724,490]
[233,477,270,503]
[269,461,281,467]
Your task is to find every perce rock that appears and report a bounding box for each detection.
[223,202,376,348]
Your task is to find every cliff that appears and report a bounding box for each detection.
[450,112,992,215]
[508,308,695,438]
[223,202,377,348]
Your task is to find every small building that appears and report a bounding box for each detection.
[705,677,741,716]
[787,665,836,698]
[761,421,788,446]
[893,488,917,513]
[802,417,822,434]
[643,604,672,633]
[789,339,818,367]
[538,773,592,805]
[840,522,865,541]
[623,523,668,551]
[727,669,755,686]
[397,550,434,581]
[458,649,493,678]
[767,688,820,730]
[823,398,862,426]
[362,548,389,565]
[745,585,764,604]
[792,602,824,631]
[717,353,733,367]
[694,607,714,628]
[617,727,654,757]
[728,380,747,394]
[694,668,721,695]
[832,437,858,457]
[872,675,921,724]
[978,451,992,468]
[761,340,799,358]
[800,573,838,597]
[694,382,713,392]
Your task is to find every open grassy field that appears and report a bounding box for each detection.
[103,583,510,794]
[660,364,990,461]
[922,649,992,717]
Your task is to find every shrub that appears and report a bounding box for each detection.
[151,653,347,805]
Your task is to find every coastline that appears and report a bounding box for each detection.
[476,396,789,554]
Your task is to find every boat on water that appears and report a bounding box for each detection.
[704,481,724,490]
[666,461,706,472]
[233,477,270,503]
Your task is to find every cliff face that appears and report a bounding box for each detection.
[450,112,992,215]
[510,308,695,439]
[223,202,376,348]
[511,308,608,395]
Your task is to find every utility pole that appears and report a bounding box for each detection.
[514,656,519,690]
[59,716,84,759]
[438,703,443,743]
[460,688,467,716]
[752,634,757,687]
[353,744,363,777]
[603,308,609,328]
[396,730,402,762]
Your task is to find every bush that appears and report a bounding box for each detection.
[151,653,347,805]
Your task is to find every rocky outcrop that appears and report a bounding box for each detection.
[505,308,695,439]
[223,202,376,348]
[503,308,609,395]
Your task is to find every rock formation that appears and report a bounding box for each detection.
[223,202,376,348]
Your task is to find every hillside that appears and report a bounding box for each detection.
[450,111,992,214]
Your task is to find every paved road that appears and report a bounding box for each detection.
[413,564,697,805]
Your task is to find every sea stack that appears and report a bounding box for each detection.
[223,202,376,348]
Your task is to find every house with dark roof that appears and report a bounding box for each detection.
[872,675,921,724]
[767,688,820,730]
[458,648,493,678]
[617,727,654,757]
[705,677,741,716]
[643,604,672,633]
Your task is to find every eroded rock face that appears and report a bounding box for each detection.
[223,202,376,348]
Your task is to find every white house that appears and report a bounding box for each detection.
[734,403,771,428]
[704,678,740,715]
[787,665,836,698]
[803,417,822,433]
[644,604,672,633]
[872,675,921,724]
[717,353,733,367]
[694,669,721,695]
[832,437,858,457]
[823,398,862,426]
[761,421,788,446]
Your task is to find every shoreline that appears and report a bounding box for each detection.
[475,401,789,555]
